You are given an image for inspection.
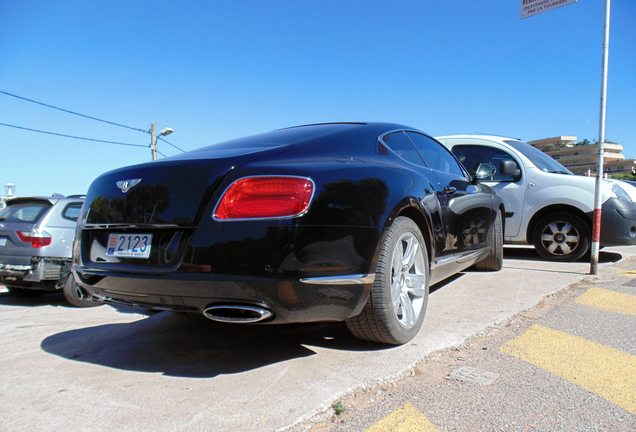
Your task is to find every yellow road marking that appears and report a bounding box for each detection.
[499,325,636,414]
[365,403,440,432]
[619,270,636,278]
[574,287,636,317]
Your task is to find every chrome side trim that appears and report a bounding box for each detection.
[300,274,376,285]
[456,250,487,264]
[432,250,485,268]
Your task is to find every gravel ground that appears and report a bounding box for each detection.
[291,259,636,432]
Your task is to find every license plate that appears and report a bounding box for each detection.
[106,234,152,258]
[0,238,5,246]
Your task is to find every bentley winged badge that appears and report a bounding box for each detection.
[116,178,142,193]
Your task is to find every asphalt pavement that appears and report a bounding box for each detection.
[1,246,635,432]
[296,252,636,431]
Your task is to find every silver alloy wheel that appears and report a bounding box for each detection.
[462,219,487,246]
[390,232,427,329]
[540,221,580,256]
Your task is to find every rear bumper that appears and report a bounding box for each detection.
[73,271,373,324]
[0,257,69,287]
[0,263,32,277]
[74,222,383,323]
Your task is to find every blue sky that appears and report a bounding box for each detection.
[1,0,634,197]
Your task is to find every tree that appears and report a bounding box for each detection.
[610,173,636,181]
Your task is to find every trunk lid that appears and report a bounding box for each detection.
[0,199,54,259]
[79,144,290,271]
[83,144,290,227]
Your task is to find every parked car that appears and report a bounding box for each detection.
[73,123,503,344]
[436,134,636,261]
[0,194,97,306]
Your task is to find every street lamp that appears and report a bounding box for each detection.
[5,183,15,197]
[150,122,174,160]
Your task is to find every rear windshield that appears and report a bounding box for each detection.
[0,203,51,223]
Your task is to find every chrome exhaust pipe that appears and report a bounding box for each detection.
[76,285,88,300]
[203,305,274,323]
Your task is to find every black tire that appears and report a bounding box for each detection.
[532,212,590,262]
[346,217,429,345]
[6,287,43,297]
[63,275,102,307]
[474,209,503,271]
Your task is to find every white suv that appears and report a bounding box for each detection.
[437,135,636,261]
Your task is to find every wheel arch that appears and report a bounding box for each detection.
[393,202,434,265]
[498,202,506,236]
[526,204,592,244]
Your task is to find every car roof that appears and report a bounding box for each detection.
[165,122,423,161]
[435,134,523,143]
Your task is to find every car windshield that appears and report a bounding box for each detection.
[0,203,51,223]
[504,140,572,175]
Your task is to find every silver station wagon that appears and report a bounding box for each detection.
[0,194,97,306]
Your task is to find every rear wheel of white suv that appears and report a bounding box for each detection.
[532,212,590,262]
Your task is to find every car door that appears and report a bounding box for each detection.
[405,132,494,259]
[381,131,449,261]
[445,139,526,239]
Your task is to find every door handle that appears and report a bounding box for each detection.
[444,186,457,195]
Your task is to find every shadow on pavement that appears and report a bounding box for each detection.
[28,248,629,379]
[503,247,622,264]
[430,273,464,295]
[0,290,70,308]
[41,311,388,378]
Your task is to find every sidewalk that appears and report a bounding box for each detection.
[303,257,636,431]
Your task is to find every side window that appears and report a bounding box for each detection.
[62,202,83,221]
[406,132,465,177]
[382,132,426,167]
[451,145,518,182]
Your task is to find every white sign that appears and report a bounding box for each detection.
[520,0,577,20]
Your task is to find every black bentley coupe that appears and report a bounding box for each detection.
[72,122,504,344]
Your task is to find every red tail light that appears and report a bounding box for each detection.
[17,230,53,248]
[214,176,314,220]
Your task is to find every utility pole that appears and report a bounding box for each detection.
[150,122,157,161]
[150,122,174,161]
[590,0,611,275]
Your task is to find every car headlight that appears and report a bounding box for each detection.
[610,182,633,203]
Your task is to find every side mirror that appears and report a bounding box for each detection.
[475,162,496,180]
[499,160,522,182]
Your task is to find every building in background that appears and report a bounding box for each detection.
[528,136,636,177]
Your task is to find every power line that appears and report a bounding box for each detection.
[0,90,149,134]
[157,136,185,153]
[0,90,186,155]
[0,122,148,148]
